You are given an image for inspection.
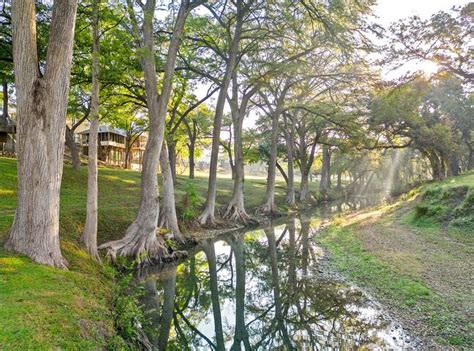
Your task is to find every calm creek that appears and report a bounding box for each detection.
[135,198,418,350]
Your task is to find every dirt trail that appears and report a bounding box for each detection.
[358,219,473,300]
[351,209,474,347]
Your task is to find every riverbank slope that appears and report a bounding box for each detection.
[0,157,319,348]
[319,171,474,348]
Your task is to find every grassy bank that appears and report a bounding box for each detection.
[0,157,319,348]
[319,172,474,347]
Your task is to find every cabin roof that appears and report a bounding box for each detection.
[79,125,127,137]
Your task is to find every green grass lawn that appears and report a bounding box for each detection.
[0,156,319,348]
[319,171,474,347]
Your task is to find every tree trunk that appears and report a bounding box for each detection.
[4,0,78,268]
[198,0,244,226]
[276,161,289,186]
[319,145,331,193]
[2,80,7,119]
[283,114,295,206]
[65,125,81,170]
[447,154,460,177]
[224,113,249,223]
[300,170,310,202]
[336,171,342,191]
[228,144,236,180]
[168,139,177,184]
[440,156,447,179]
[82,0,100,261]
[100,0,192,262]
[257,109,279,215]
[224,79,257,224]
[426,151,444,180]
[188,138,195,179]
[466,142,474,170]
[223,140,236,180]
[124,145,131,169]
[159,142,184,242]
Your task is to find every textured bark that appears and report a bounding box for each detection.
[283,113,295,206]
[100,0,192,262]
[319,145,331,193]
[256,108,279,215]
[222,138,236,180]
[4,0,78,268]
[298,137,317,202]
[198,0,244,226]
[65,126,81,170]
[183,117,197,179]
[188,138,195,179]
[159,142,184,242]
[124,147,131,169]
[2,81,7,118]
[440,156,447,179]
[276,161,289,186]
[257,86,289,214]
[167,139,177,183]
[426,150,445,180]
[82,0,100,261]
[299,171,310,202]
[447,154,460,177]
[224,78,257,224]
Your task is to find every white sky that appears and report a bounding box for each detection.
[374,0,467,26]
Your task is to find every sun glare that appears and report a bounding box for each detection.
[419,61,440,77]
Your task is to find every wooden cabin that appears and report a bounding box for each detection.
[79,125,146,170]
[0,115,16,154]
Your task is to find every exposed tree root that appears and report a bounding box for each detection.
[255,202,282,217]
[81,233,101,263]
[223,203,259,226]
[197,208,219,228]
[286,194,296,208]
[98,222,169,266]
[158,211,185,243]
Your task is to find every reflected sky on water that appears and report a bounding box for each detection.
[137,198,414,350]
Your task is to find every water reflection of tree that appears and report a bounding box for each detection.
[141,264,177,350]
[141,215,392,349]
[227,232,251,351]
[172,253,215,350]
[201,240,226,350]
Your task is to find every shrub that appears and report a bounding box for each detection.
[179,181,202,226]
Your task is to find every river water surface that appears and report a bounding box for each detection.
[136,199,416,350]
